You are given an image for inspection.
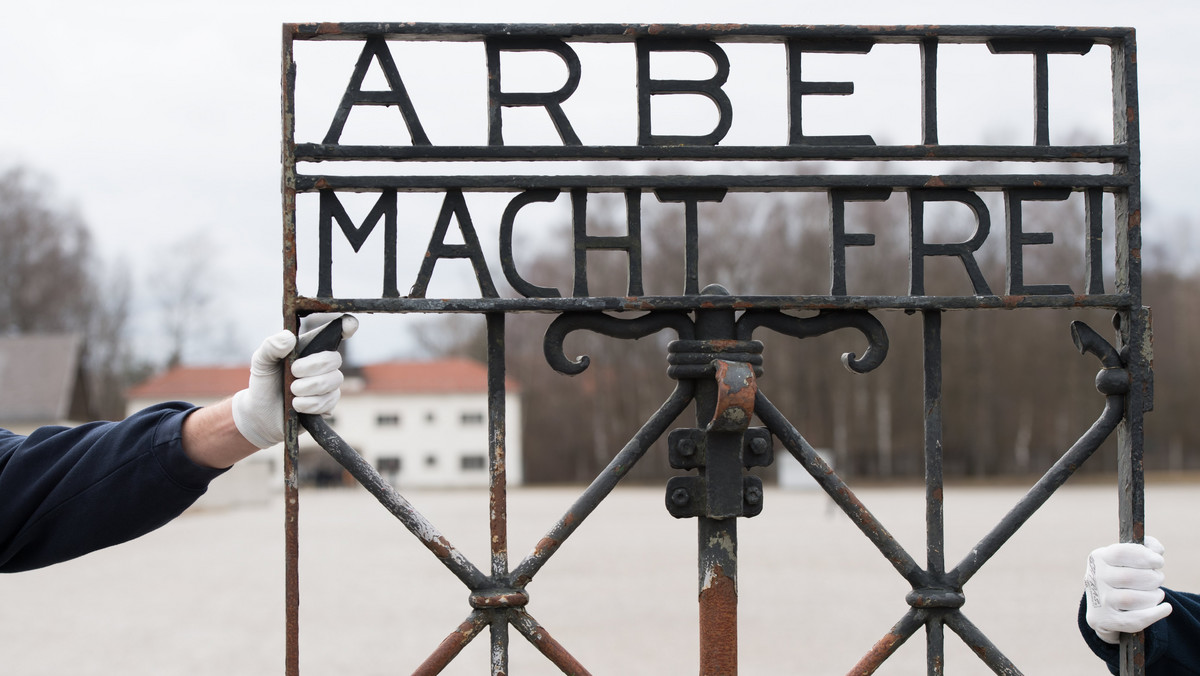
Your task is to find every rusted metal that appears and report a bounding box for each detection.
[469,591,529,609]
[849,608,925,675]
[413,611,491,676]
[699,562,738,676]
[509,609,593,676]
[280,25,301,676]
[282,22,1146,675]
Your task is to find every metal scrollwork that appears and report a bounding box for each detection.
[542,311,695,375]
[737,309,889,374]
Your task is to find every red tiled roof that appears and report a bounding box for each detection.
[358,358,519,394]
[127,357,517,399]
[127,366,249,400]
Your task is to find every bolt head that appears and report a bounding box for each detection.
[678,438,696,456]
[745,485,763,505]
[750,437,769,455]
[671,487,691,506]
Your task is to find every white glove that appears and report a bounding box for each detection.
[1084,535,1172,644]
[231,315,359,449]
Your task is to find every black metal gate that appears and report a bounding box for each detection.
[281,23,1147,675]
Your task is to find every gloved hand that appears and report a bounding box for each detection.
[1084,535,1173,643]
[231,315,359,449]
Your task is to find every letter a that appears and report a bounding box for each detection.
[323,35,431,145]
[410,190,498,299]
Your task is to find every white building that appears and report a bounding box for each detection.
[126,357,522,494]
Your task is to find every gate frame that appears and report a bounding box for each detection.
[281,23,1146,675]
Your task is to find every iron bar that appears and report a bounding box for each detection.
[927,615,946,676]
[942,611,1021,675]
[692,296,743,676]
[295,143,1128,163]
[923,311,947,676]
[849,608,927,675]
[291,293,1139,316]
[287,22,1134,43]
[486,313,509,676]
[300,415,491,590]
[294,174,1131,192]
[280,24,302,676]
[510,381,694,587]
[949,393,1125,588]
[756,392,929,588]
[923,311,945,580]
[413,611,491,676]
[489,615,508,676]
[698,517,738,676]
[920,38,938,145]
[1113,27,1147,675]
[508,609,593,676]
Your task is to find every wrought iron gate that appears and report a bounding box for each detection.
[281,23,1147,675]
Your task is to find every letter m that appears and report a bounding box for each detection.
[318,189,398,298]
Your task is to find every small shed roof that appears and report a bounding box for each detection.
[0,334,85,424]
[127,357,517,402]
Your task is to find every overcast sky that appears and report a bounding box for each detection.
[2,1,1196,366]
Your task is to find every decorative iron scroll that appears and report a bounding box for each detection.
[282,23,1147,675]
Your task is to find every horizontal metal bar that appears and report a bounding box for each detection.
[287,22,1133,44]
[295,174,1131,193]
[295,144,1128,163]
[294,294,1137,315]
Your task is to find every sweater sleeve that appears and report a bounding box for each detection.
[0,402,227,573]
[1079,587,1200,675]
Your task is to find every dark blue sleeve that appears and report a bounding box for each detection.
[0,402,227,573]
[1079,588,1200,675]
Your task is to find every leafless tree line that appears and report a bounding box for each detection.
[5,160,1194,480]
[433,186,1194,482]
[0,166,135,419]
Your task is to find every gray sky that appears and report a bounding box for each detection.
[2,1,1196,365]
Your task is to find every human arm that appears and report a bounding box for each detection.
[0,403,221,572]
[0,316,357,571]
[188,315,359,468]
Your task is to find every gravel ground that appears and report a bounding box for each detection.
[1,480,1197,675]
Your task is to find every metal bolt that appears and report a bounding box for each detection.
[671,487,691,506]
[750,437,769,455]
[745,485,762,506]
[679,438,696,457]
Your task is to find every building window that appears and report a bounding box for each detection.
[425,455,438,468]
[460,455,487,471]
[425,411,436,423]
[377,413,400,427]
[376,456,401,474]
[460,412,485,425]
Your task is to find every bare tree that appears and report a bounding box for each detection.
[0,165,134,419]
[148,230,217,368]
[411,181,1200,483]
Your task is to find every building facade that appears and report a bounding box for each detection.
[126,357,522,491]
